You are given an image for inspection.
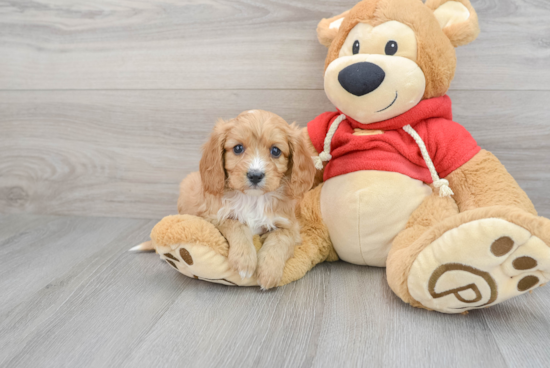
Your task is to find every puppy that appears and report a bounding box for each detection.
[177,110,316,289]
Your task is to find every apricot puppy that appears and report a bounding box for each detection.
[177,110,316,289]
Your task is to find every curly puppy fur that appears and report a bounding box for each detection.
[177,110,316,289]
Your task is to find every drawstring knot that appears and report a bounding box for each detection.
[312,114,346,170]
[433,179,454,197]
[312,152,332,170]
[403,124,454,197]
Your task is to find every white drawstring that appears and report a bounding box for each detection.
[311,115,454,197]
[312,114,346,170]
[402,124,454,197]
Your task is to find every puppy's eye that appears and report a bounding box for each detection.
[233,145,244,154]
[270,146,282,158]
[352,40,360,55]
[385,40,398,56]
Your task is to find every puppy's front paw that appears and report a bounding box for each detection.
[228,242,257,279]
[256,257,285,290]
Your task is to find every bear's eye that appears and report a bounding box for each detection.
[385,40,398,56]
[233,145,244,155]
[352,40,360,55]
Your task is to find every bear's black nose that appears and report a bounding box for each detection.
[338,62,386,96]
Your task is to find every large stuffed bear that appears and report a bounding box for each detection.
[147,0,550,314]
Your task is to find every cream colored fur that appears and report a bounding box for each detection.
[320,171,431,267]
[218,188,291,236]
[427,0,480,47]
[324,53,426,124]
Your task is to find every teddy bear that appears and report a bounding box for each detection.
[145,0,550,314]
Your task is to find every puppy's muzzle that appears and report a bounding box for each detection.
[247,170,265,185]
[338,62,385,96]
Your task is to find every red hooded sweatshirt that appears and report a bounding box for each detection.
[307,95,481,183]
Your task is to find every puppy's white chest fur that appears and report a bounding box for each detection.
[217,191,287,235]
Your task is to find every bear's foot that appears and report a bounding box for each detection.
[157,242,258,286]
[151,214,259,287]
[408,216,550,314]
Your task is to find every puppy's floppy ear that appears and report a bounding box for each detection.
[199,120,228,195]
[317,10,350,48]
[426,0,480,47]
[288,124,317,198]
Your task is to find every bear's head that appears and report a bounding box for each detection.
[317,0,480,124]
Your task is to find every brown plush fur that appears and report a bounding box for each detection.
[386,150,546,309]
[425,0,480,47]
[387,205,550,309]
[319,0,479,99]
[151,214,230,257]
[447,149,537,215]
[150,213,262,254]
[317,10,350,48]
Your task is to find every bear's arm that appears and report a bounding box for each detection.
[447,149,537,215]
[424,119,537,215]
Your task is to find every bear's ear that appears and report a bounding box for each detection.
[316,10,350,48]
[426,0,480,47]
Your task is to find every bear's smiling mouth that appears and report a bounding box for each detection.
[376,91,399,113]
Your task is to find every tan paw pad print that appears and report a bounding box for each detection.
[157,243,257,287]
[408,218,550,314]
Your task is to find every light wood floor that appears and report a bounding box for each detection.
[1,213,550,368]
[1,0,550,367]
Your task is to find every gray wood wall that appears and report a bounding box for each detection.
[1,0,549,219]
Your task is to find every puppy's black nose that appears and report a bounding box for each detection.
[338,62,386,96]
[247,171,265,185]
